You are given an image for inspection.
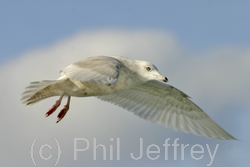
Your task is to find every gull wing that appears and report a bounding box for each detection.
[60,56,123,85]
[98,80,236,140]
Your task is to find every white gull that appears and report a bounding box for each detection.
[21,56,236,140]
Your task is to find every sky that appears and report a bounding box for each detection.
[1,1,250,167]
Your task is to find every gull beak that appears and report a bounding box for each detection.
[162,77,168,82]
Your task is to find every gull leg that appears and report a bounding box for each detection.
[45,94,64,117]
[56,96,71,123]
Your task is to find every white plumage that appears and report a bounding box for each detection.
[21,56,236,140]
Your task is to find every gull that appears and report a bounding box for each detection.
[21,56,236,140]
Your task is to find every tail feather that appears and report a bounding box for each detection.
[21,80,61,105]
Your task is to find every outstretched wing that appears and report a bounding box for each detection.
[60,56,123,85]
[98,80,236,140]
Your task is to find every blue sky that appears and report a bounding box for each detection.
[1,1,250,167]
[1,1,250,63]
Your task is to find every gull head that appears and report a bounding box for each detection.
[136,60,168,83]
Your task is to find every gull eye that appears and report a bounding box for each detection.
[146,66,151,71]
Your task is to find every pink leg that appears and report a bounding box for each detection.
[45,94,64,117]
[56,96,71,123]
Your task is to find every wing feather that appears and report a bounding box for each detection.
[60,56,123,85]
[98,80,236,140]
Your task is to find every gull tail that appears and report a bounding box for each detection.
[21,80,64,105]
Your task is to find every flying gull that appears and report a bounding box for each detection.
[21,56,236,140]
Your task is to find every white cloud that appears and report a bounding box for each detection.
[1,29,249,167]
